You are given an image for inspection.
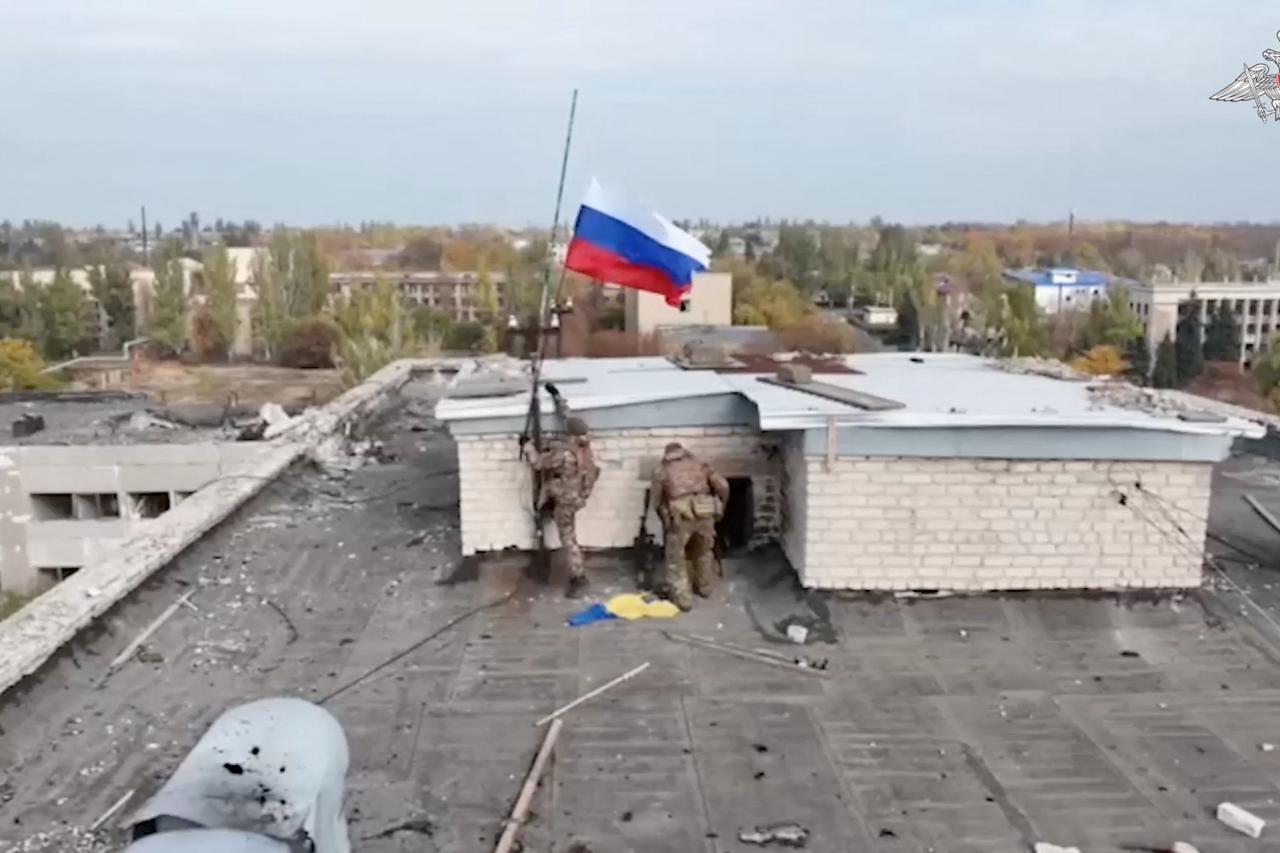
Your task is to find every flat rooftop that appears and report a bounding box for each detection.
[0,394,232,447]
[437,353,1263,436]
[5,377,1280,851]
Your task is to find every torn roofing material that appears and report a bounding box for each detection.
[434,353,1266,439]
[127,698,350,853]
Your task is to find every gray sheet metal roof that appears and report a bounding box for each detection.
[435,353,1264,439]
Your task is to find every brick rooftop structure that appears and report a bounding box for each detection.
[437,354,1263,591]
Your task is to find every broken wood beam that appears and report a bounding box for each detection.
[89,789,134,831]
[1244,493,1280,539]
[493,719,563,853]
[662,631,833,678]
[535,662,650,727]
[107,590,196,671]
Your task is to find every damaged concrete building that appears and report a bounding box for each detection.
[437,353,1262,591]
[0,395,287,596]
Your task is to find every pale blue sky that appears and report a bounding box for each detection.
[1,1,1276,228]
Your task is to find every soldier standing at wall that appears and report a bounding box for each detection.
[536,416,600,598]
[648,442,729,611]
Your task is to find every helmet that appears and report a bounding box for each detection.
[565,417,589,436]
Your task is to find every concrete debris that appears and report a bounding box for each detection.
[1,825,118,853]
[1086,383,1191,418]
[786,624,809,644]
[1170,843,1201,853]
[11,413,45,437]
[738,822,810,847]
[259,402,293,429]
[1261,742,1275,752]
[1217,802,1266,838]
[127,412,180,431]
[992,358,1088,381]
[1033,844,1081,853]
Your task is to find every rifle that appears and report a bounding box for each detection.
[522,389,551,584]
[635,489,658,590]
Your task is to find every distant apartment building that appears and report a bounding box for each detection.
[330,270,511,323]
[5,251,259,358]
[1129,279,1280,365]
[624,271,733,335]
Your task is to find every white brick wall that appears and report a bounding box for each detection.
[798,456,1212,591]
[781,433,807,571]
[456,427,780,556]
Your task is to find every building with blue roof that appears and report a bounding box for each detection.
[1003,267,1130,314]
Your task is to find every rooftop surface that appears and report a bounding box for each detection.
[0,395,231,447]
[5,379,1280,851]
[436,353,1265,436]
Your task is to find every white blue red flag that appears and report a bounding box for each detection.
[565,179,711,307]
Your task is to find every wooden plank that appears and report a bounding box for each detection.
[493,719,564,853]
[107,590,196,671]
[535,662,651,727]
[1244,493,1280,538]
[662,631,832,679]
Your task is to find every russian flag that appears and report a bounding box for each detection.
[565,179,711,307]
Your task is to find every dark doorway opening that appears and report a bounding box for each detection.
[717,477,754,554]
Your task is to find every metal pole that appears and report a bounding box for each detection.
[520,90,580,582]
[536,88,579,347]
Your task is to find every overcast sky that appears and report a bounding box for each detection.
[1,1,1276,228]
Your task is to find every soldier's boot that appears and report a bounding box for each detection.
[565,574,589,599]
[666,561,694,612]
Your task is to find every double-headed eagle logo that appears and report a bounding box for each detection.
[1210,30,1280,122]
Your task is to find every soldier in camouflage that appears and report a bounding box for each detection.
[648,442,730,611]
[536,416,600,598]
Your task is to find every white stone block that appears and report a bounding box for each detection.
[1218,802,1265,838]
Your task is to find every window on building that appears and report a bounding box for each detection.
[130,492,172,519]
[1265,299,1276,314]
[30,494,74,521]
[1206,299,1217,313]
[72,493,120,519]
[38,566,80,584]
[1235,300,1245,314]
[1250,300,1260,316]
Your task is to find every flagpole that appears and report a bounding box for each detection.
[537,88,579,348]
[520,88,579,581]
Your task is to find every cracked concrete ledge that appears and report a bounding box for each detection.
[0,358,429,700]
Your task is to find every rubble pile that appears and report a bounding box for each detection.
[990,357,1089,381]
[1087,383,1192,417]
[1,826,118,853]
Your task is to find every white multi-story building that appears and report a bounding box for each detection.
[1128,280,1280,365]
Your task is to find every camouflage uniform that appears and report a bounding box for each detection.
[536,418,600,591]
[649,442,729,610]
